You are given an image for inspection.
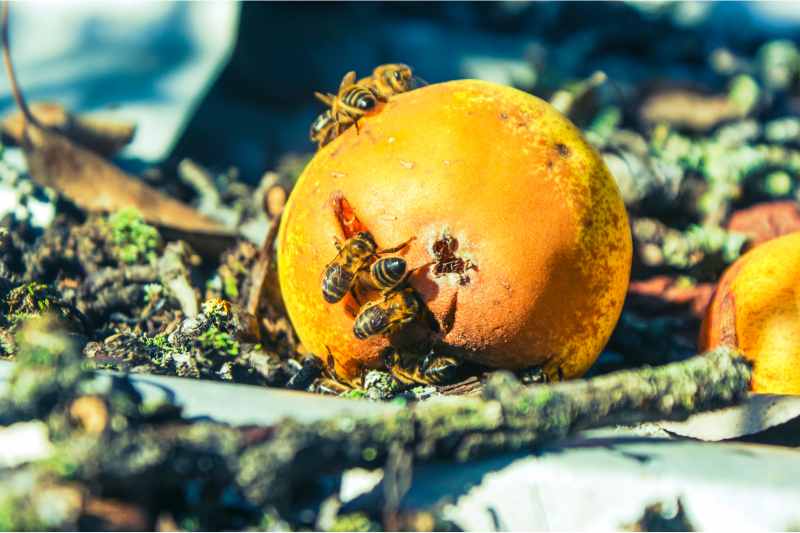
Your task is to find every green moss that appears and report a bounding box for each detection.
[108,208,162,265]
[341,389,367,399]
[222,273,239,299]
[0,496,47,531]
[330,512,375,532]
[198,326,239,357]
[4,282,70,326]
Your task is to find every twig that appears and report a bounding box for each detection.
[157,241,199,318]
[246,211,283,318]
[1,2,38,129]
[238,347,751,511]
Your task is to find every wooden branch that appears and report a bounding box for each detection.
[238,347,752,510]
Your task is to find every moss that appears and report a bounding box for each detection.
[198,326,240,357]
[222,272,239,300]
[107,208,162,265]
[0,495,48,531]
[3,315,90,423]
[341,389,367,399]
[3,282,77,327]
[330,512,375,532]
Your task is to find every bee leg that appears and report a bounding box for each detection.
[378,236,416,255]
[349,286,362,306]
[332,236,344,252]
[316,377,352,395]
[314,91,335,107]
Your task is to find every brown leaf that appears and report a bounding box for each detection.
[726,201,800,249]
[2,101,135,157]
[1,5,234,259]
[246,211,284,318]
[659,393,800,441]
[628,275,715,319]
[83,497,150,531]
[23,125,235,257]
[640,88,743,131]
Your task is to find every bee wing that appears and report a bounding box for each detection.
[339,70,357,92]
[410,75,429,90]
[314,91,335,106]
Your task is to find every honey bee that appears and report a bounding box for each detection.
[352,287,419,340]
[310,64,424,149]
[382,348,462,385]
[357,63,418,99]
[309,109,340,148]
[321,232,412,304]
[314,71,378,134]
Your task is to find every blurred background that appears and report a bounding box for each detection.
[1,1,799,182]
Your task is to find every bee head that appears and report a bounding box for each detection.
[389,65,413,90]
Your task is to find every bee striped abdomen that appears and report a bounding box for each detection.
[353,304,389,339]
[371,257,407,290]
[310,109,337,146]
[342,86,377,111]
[322,264,354,303]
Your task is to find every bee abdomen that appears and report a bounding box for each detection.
[322,264,354,303]
[353,305,389,339]
[371,257,407,289]
[422,355,461,384]
[343,87,377,111]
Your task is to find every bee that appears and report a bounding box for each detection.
[310,64,423,149]
[357,63,418,99]
[352,287,419,340]
[314,71,378,134]
[321,232,412,304]
[309,109,340,148]
[382,348,462,385]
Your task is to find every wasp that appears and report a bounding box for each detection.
[321,232,412,304]
[357,63,418,100]
[314,71,378,135]
[309,109,340,148]
[352,287,419,340]
[382,348,462,385]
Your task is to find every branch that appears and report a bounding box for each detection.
[238,347,751,510]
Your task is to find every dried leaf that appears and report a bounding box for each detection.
[22,126,235,257]
[628,275,715,319]
[1,6,234,259]
[640,88,743,131]
[2,101,136,157]
[659,393,800,441]
[246,212,284,318]
[726,201,800,249]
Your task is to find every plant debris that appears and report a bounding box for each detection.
[0,2,799,529]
